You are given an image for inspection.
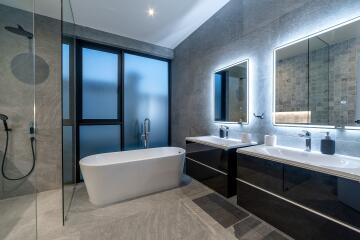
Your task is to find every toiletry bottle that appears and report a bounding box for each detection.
[219,126,225,138]
[320,132,335,155]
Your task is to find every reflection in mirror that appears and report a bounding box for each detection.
[274,18,360,127]
[214,60,248,123]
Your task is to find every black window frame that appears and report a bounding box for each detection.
[74,39,171,183]
[77,40,123,125]
[76,40,123,182]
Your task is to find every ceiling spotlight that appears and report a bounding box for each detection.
[148,8,155,17]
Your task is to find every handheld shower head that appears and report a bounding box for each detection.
[0,114,10,131]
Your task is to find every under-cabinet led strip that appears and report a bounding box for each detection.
[186,157,228,176]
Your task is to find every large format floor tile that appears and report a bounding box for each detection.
[0,193,37,240]
[1,177,292,240]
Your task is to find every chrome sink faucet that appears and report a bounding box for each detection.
[142,118,151,148]
[298,130,311,152]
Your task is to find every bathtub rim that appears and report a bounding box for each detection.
[80,146,185,167]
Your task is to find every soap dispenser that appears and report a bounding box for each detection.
[320,132,335,155]
[219,125,229,138]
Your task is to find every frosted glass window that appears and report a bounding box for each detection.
[82,48,118,119]
[124,53,169,150]
[62,44,70,119]
[79,125,121,158]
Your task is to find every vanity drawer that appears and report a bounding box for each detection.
[186,142,229,172]
[237,153,360,231]
[186,157,229,197]
[237,180,360,240]
[237,153,283,194]
[283,164,360,229]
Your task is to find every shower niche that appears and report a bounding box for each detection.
[274,18,360,128]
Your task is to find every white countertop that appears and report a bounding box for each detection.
[237,145,360,182]
[186,136,257,151]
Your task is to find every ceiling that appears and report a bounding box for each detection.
[1,0,230,49]
[69,0,230,49]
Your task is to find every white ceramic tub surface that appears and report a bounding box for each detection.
[80,147,185,206]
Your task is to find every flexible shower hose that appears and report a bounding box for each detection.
[1,130,36,180]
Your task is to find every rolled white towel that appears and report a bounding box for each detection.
[240,133,251,143]
[264,135,277,146]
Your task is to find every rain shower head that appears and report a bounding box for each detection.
[5,24,49,84]
[5,24,33,39]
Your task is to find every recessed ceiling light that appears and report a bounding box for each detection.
[147,8,155,17]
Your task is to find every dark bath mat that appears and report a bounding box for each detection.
[233,216,261,239]
[193,193,249,228]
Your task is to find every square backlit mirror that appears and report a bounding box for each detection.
[274,18,360,128]
[214,60,249,124]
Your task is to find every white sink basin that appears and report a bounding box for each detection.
[186,136,256,150]
[237,145,360,181]
[262,147,359,169]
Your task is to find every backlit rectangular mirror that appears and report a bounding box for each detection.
[274,18,360,128]
[214,60,248,124]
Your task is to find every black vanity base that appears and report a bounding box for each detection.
[186,157,235,197]
[185,141,237,198]
[237,180,360,240]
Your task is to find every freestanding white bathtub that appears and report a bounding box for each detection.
[80,147,185,206]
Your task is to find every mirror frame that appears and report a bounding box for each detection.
[272,16,360,129]
[213,59,249,125]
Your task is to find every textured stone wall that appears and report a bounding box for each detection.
[0,5,62,198]
[34,13,63,193]
[171,0,360,157]
[0,4,38,198]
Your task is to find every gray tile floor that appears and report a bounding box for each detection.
[0,193,36,240]
[1,177,293,240]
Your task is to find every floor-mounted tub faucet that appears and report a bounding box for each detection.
[142,118,151,148]
[298,130,311,152]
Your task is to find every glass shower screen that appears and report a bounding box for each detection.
[124,53,169,150]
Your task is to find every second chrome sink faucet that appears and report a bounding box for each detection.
[299,130,311,152]
[142,118,151,148]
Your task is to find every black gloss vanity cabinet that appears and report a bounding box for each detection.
[185,141,237,197]
[236,153,360,240]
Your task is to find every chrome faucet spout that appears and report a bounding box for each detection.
[298,130,311,152]
[224,126,229,138]
[142,118,151,148]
